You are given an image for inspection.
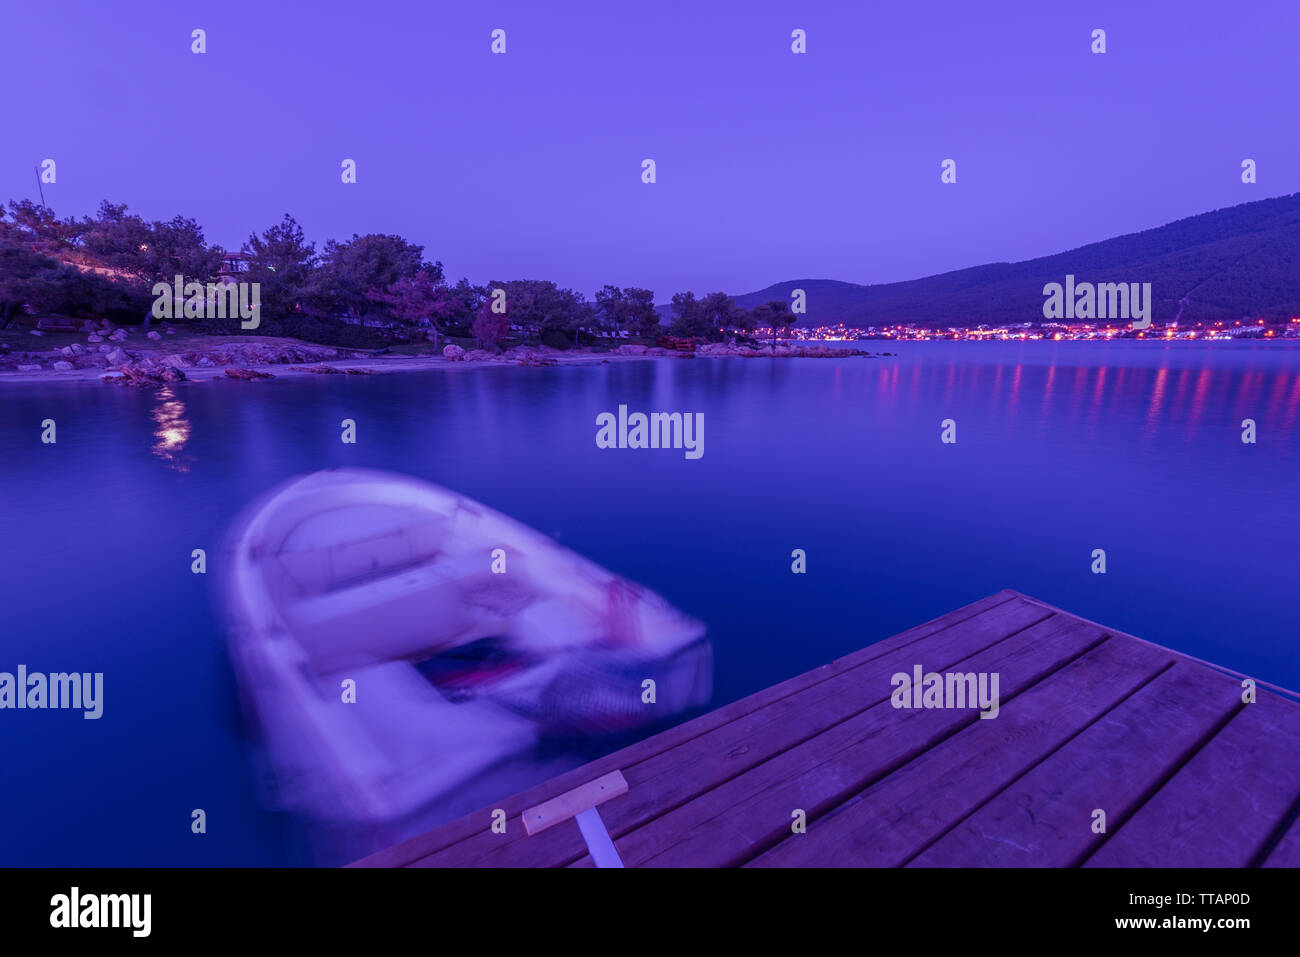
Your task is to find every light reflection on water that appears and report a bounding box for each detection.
[150,387,192,472]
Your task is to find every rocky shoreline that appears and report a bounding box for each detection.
[0,319,879,386]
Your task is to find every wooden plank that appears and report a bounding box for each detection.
[909,661,1242,867]
[829,590,1023,670]
[406,595,1052,867]
[749,635,1173,867]
[597,599,1052,838]
[522,771,627,836]
[384,590,1034,868]
[354,589,1019,866]
[1084,691,1300,867]
[1261,813,1300,868]
[1012,591,1300,704]
[607,615,1106,868]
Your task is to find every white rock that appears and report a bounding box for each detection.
[29,329,44,337]
[697,342,736,355]
[196,356,216,368]
[87,335,104,343]
[147,331,162,341]
[106,347,129,365]
[17,363,42,371]
[52,361,74,371]
[70,343,86,355]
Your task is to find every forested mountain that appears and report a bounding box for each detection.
[733,193,1300,327]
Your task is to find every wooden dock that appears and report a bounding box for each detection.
[353,590,1300,867]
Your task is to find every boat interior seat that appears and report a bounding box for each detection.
[508,595,607,653]
[272,513,452,598]
[283,551,519,673]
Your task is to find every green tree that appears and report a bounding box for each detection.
[669,290,736,340]
[241,214,317,320]
[594,284,626,337]
[440,278,487,337]
[4,200,85,250]
[490,279,590,348]
[0,242,146,328]
[307,233,433,325]
[697,291,736,342]
[668,291,702,337]
[622,287,660,339]
[147,215,221,283]
[78,201,153,274]
[730,306,754,340]
[751,299,796,350]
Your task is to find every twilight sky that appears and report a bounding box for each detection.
[3,0,1297,298]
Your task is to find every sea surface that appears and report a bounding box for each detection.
[3,339,1299,865]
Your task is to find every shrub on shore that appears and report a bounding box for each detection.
[195,313,397,349]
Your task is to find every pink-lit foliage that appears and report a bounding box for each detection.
[471,298,509,349]
[367,268,459,332]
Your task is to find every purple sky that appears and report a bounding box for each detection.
[4,0,1297,298]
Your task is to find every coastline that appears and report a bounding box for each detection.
[0,333,879,387]
[0,347,646,386]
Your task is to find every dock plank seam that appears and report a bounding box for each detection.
[574,610,1068,868]
[724,630,1117,868]
[603,610,1063,848]
[1259,800,1300,867]
[548,607,1064,869]
[746,635,1188,868]
[1080,694,1300,867]
[1249,789,1300,867]
[903,660,1246,868]
[1074,697,1247,868]
[896,660,1177,867]
[578,617,1104,868]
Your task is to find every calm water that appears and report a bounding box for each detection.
[3,340,1299,865]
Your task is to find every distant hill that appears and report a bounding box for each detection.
[728,193,1300,328]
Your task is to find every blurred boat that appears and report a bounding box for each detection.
[222,468,711,827]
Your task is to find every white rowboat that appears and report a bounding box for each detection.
[222,468,712,827]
